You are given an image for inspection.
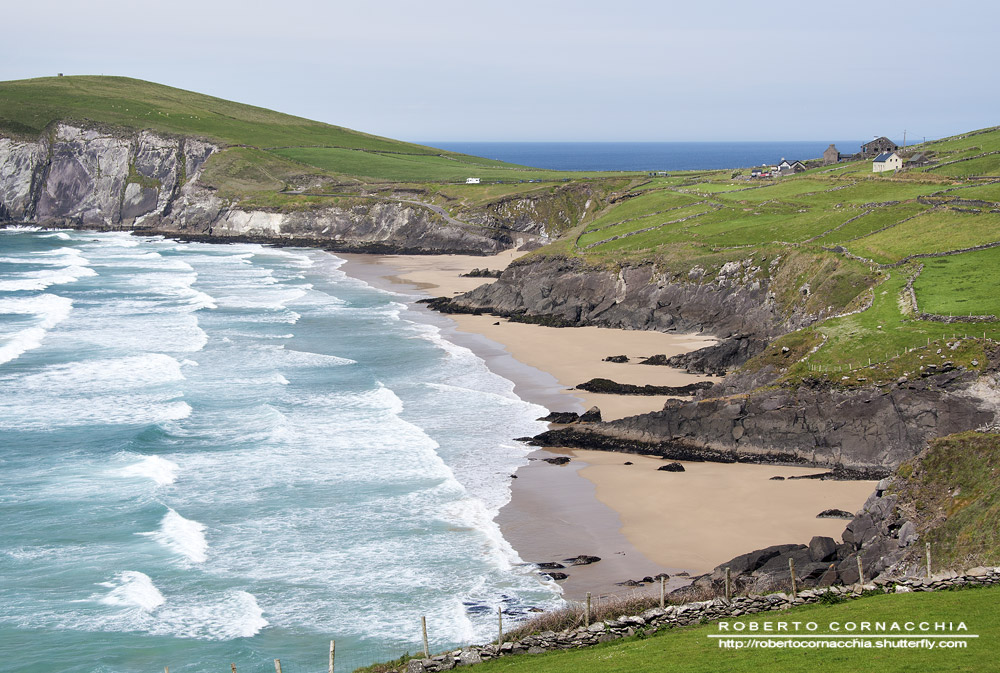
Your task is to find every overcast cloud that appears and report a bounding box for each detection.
[3,0,995,141]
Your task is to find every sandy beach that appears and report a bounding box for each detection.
[338,250,877,599]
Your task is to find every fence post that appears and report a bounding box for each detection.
[498,607,503,645]
[660,577,666,609]
[789,558,797,599]
[421,616,430,658]
[585,592,592,626]
[725,567,732,601]
[926,542,932,577]
[274,659,282,673]
[857,555,864,586]
[329,640,335,673]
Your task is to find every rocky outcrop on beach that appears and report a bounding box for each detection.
[432,256,816,341]
[0,124,518,254]
[527,365,1000,474]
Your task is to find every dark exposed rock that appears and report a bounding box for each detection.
[641,336,768,376]
[460,268,503,278]
[623,461,633,465]
[808,536,839,562]
[770,476,785,480]
[563,555,601,566]
[535,562,566,570]
[817,508,855,519]
[657,462,685,472]
[525,365,999,474]
[542,456,571,466]
[575,378,714,396]
[603,355,630,363]
[542,572,568,581]
[537,411,581,424]
[578,406,602,423]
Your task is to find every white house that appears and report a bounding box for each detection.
[872,152,902,173]
[465,177,481,184]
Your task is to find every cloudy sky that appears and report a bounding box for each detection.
[4,0,996,142]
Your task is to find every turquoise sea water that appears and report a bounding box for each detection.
[0,229,561,673]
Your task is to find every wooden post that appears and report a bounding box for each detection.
[421,616,430,658]
[857,555,864,586]
[498,607,503,645]
[789,558,797,598]
[585,592,592,626]
[659,576,666,609]
[725,567,732,601]
[274,659,282,673]
[329,640,335,673]
[926,542,932,577]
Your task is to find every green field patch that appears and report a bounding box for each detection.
[931,182,1000,202]
[847,210,1000,264]
[713,178,830,204]
[913,246,1000,317]
[684,207,856,246]
[793,180,941,207]
[675,181,755,195]
[920,127,1000,154]
[929,154,1000,178]
[586,190,703,230]
[812,204,929,246]
[576,204,715,247]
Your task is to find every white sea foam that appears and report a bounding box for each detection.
[0,294,73,365]
[99,571,165,612]
[15,353,186,392]
[151,590,268,640]
[142,508,208,564]
[119,455,180,486]
[38,231,72,240]
[0,264,97,291]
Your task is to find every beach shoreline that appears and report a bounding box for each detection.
[337,250,877,601]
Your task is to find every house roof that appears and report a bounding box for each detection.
[873,152,899,162]
[864,136,896,148]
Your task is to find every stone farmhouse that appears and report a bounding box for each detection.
[861,136,899,158]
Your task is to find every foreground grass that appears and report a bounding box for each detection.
[467,586,999,673]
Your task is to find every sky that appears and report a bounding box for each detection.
[3,0,997,142]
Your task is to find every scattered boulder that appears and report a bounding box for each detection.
[542,572,568,581]
[808,536,838,563]
[563,555,601,566]
[817,508,855,519]
[542,456,571,466]
[769,476,785,480]
[537,411,581,424]
[603,355,630,363]
[536,562,565,570]
[657,462,685,472]
[623,461,633,465]
[579,406,603,423]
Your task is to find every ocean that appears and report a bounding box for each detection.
[424,141,867,172]
[0,228,561,673]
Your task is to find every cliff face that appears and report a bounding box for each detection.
[444,256,801,340]
[0,124,514,254]
[532,369,1000,474]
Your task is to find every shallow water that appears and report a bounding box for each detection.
[0,229,561,673]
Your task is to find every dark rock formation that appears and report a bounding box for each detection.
[603,355,630,363]
[817,509,855,519]
[535,562,565,570]
[563,555,601,566]
[578,406,602,423]
[641,336,769,376]
[435,256,808,340]
[541,456,571,466]
[537,411,582,424]
[461,268,503,278]
[527,366,1000,474]
[576,378,713,396]
[657,462,685,472]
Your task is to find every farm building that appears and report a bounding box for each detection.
[873,152,903,173]
[861,136,898,158]
[777,159,806,175]
[823,144,841,165]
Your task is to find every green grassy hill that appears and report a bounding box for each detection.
[0,76,628,185]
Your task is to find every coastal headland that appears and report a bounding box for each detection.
[3,75,1000,602]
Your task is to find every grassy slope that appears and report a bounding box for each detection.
[432,587,999,673]
[0,76,633,185]
[516,126,1000,386]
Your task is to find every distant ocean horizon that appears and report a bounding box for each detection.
[423,141,868,172]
